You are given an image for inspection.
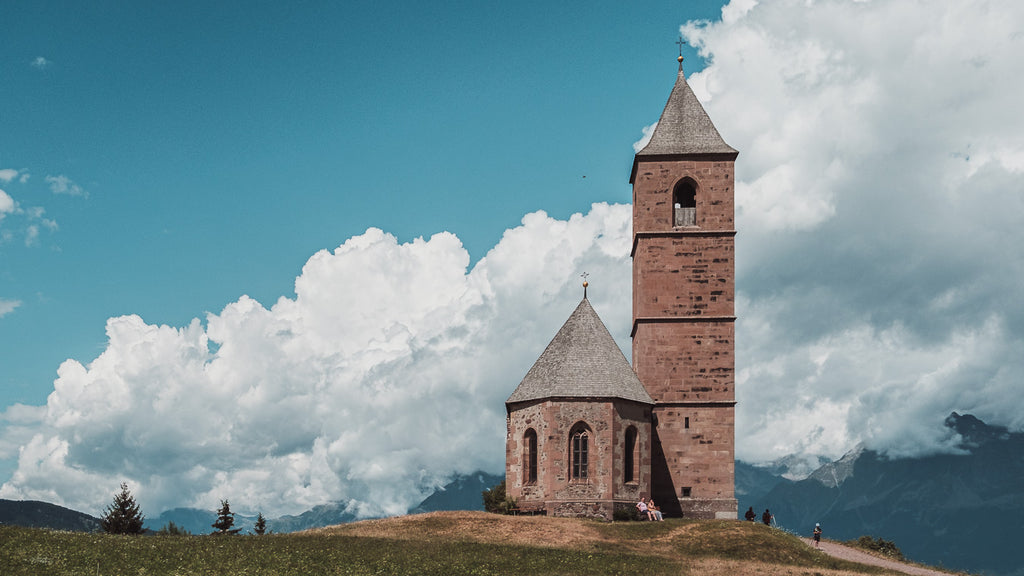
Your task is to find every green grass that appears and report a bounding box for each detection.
[0,525,669,576]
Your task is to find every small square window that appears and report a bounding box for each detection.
[681,487,692,498]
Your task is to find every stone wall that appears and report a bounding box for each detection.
[632,159,734,233]
[506,398,651,520]
[631,156,737,520]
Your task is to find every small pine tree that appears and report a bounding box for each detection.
[211,499,241,535]
[253,512,267,535]
[100,482,146,535]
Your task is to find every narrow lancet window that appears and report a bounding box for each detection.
[624,426,638,483]
[570,423,590,481]
[524,429,538,484]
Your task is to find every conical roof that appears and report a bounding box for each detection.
[506,299,654,406]
[630,67,737,181]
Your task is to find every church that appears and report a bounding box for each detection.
[505,56,738,520]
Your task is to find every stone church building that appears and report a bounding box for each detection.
[505,59,738,520]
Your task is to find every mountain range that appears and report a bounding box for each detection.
[738,412,1024,576]
[3,414,1018,575]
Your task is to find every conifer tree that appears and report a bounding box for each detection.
[253,512,267,535]
[100,482,146,534]
[211,499,241,535]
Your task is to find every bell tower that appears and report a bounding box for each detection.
[630,56,738,519]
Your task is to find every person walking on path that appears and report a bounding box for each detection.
[813,523,822,547]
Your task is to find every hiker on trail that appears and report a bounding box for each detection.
[813,523,822,547]
[762,509,773,526]
[744,506,756,521]
[636,497,653,520]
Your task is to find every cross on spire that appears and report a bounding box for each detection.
[676,36,687,70]
[580,272,590,299]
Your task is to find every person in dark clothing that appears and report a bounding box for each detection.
[744,506,756,521]
[762,509,773,526]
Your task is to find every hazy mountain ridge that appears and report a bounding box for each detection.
[743,413,1024,576]
[0,499,101,532]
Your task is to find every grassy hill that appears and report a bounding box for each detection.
[0,511,943,575]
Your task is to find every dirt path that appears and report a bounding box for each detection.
[800,538,956,576]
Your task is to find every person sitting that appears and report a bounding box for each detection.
[636,496,652,521]
[647,499,664,521]
[744,506,756,521]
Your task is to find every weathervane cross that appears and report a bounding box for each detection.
[676,36,687,57]
[580,272,590,299]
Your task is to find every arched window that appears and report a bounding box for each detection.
[624,426,638,484]
[569,423,590,481]
[523,429,538,485]
[673,179,697,227]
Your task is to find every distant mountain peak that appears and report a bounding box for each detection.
[945,412,1009,446]
[808,443,864,488]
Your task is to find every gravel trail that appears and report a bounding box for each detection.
[799,538,958,576]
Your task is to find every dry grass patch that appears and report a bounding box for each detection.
[308,510,611,549]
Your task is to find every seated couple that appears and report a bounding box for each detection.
[636,496,664,521]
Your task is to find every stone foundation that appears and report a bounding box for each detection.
[678,497,738,520]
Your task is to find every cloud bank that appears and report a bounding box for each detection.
[0,205,633,517]
[683,0,1024,462]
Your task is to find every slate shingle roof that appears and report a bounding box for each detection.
[631,67,737,182]
[506,298,654,406]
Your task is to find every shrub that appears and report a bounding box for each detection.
[851,535,904,560]
[158,521,191,536]
[482,481,516,514]
[612,509,636,522]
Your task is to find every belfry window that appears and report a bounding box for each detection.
[624,426,638,483]
[673,180,697,227]
[524,429,538,485]
[570,423,590,481]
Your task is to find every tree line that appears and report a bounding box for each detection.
[100,482,267,536]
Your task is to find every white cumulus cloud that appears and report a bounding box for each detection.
[0,204,633,517]
[687,0,1024,462]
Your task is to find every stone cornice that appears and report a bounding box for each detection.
[631,230,737,257]
[631,315,736,337]
[651,401,737,408]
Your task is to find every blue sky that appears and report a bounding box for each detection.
[1,0,720,405]
[3,0,1024,518]
[1,0,725,511]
